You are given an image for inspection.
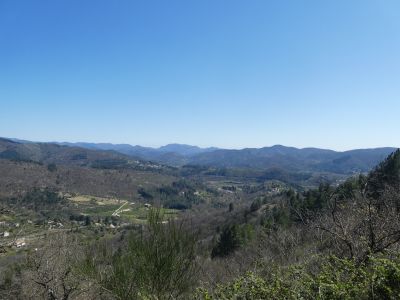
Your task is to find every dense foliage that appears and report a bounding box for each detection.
[211,224,254,258]
[197,255,400,300]
[82,209,198,299]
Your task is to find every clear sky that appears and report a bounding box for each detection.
[1,0,399,150]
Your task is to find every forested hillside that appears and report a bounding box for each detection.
[5,138,396,187]
[1,144,399,299]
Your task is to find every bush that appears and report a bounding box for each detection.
[197,255,400,299]
[47,163,57,172]
[83,208,198,299]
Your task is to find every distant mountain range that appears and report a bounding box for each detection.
[3,137,398,175]
[55,142,218,165]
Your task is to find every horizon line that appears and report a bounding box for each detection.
[3,136,398,153]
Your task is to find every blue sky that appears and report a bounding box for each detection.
[1,0,399,150]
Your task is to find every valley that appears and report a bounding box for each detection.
[3,1,399,298]
[1,137,400,299]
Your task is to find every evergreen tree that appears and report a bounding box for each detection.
[211,224,243,258]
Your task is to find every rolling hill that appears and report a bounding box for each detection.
[42,140,396,175]
[187,145,396,174]
[0,138,176,199]
[2,138,397,187]
[0,138,164,171]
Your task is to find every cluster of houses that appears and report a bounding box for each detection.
[0,220,57,250]
[0,231,27,248]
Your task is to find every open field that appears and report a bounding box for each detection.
[69,194,178,221]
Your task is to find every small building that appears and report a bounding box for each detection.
[15,238,26,248]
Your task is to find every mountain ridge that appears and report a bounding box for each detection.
[8,137,396,155]
[3,137,397,175]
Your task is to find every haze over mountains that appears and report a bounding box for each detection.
[55,140,396,174]
[4,137,397,175]
[57,141,219,166]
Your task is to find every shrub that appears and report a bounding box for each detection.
[83,208,198,299]
[47,163,57,172]
[197,255,400,299]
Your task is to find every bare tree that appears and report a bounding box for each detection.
[315,182,400,262]
[21,232,88,300]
